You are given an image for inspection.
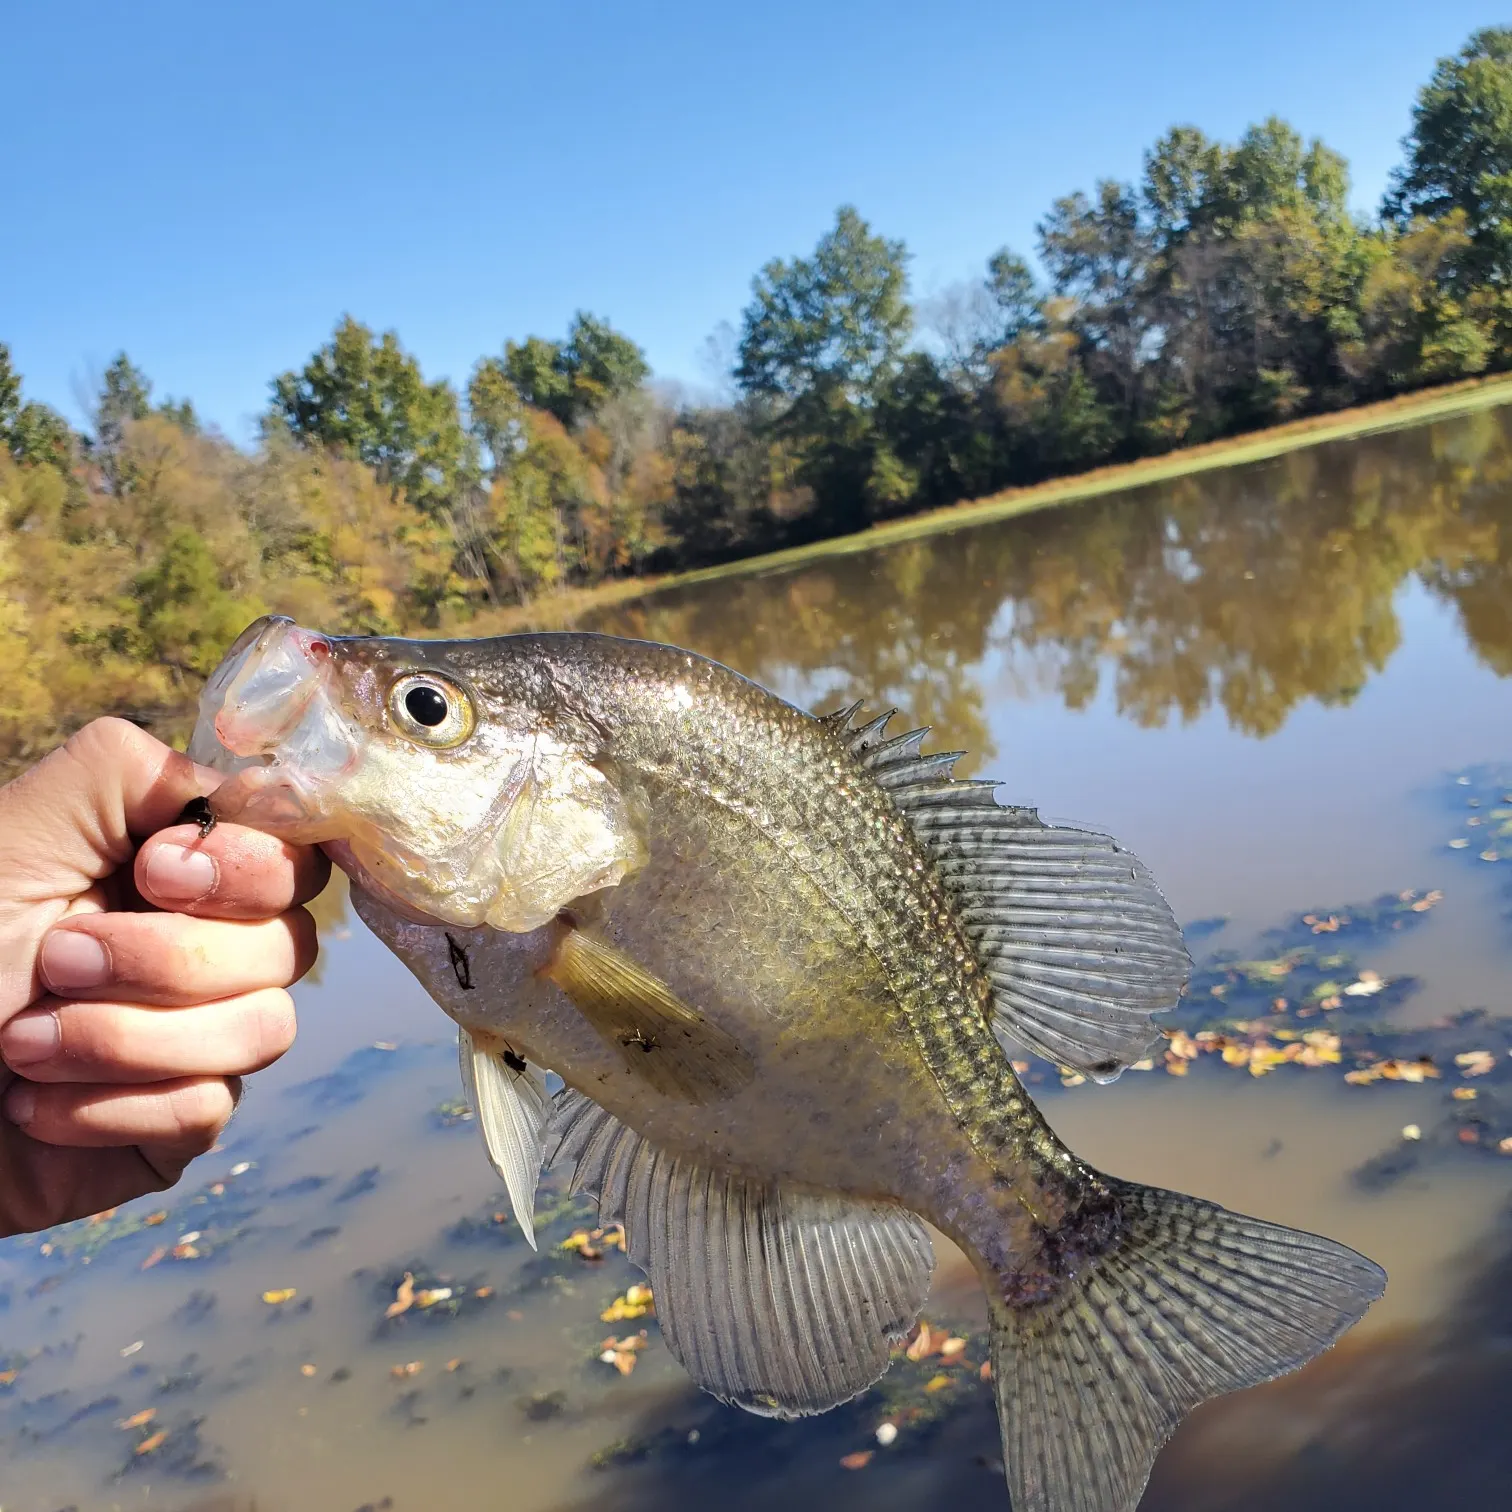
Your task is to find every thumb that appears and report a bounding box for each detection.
[0,718,219,906]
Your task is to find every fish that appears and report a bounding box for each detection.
[190,614,1386,1512]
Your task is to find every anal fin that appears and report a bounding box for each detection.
[457,1026,549,1250]
[548,1088,936,1417]
[543,926,755,1104]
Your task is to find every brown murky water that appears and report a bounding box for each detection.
[4,406,1512,1512]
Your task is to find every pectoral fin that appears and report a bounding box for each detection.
[543,927,754,1104]
[457,1027,549,1249]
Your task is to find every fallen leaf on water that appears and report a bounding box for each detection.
[386,1274,415,1319]
[172,1242,201,1260]
[875,1422,898,1446]
[601,1285,654,1323]
[924,1374,953,1393]
[1449,838,1470,849]
[1164,1055,1189,1076]
[905,1322,939,1361]
[144,1210,167,1227]
[475,1287,494,1300]
[141,1246,168,1271]
[1060,1072,1086,1087]
[840,1451,874,1470]
[1455,1051,1496,1077]
[979,1361,993,1382]
[391,1361,424,1379]
[417,1288,453,1308]
[88,1208,118,1225]
[1480,850,1501,863]
[300,1363,317,1377]
[0,1369,17,1386]
[1410,891,1443,912]
[939,1337,968,1359]
[262,1288,297,1305]
[135,1430,168,1455]
[1459,1128,1481,1145]
[1499,1138,1512,1155]
[1402,1125,1423,1141]
[445,1358,464,1372]
[229,1161,253,1177]
[117,1409,156,1431]
[209,1182,225,1197]
[598,1331,649,1376]
[121,1341,144,1357]
[1453,1087,1479,1101]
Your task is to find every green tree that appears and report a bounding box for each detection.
[1387,27,1512,283]
[735,207,914,534]
[0,345,73,470]
[1038,182,1152,433]
[500,313,648,429]
[92,353,152,496]
[736,205,912,406]
[270,315,474,513]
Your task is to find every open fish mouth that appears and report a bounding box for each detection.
[189,614,362,839]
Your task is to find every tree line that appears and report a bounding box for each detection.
[2,25,1511,768]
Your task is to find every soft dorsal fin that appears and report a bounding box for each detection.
[543,926,756,1104]
[820,706,1190,1081]
[546,1087,935,1418]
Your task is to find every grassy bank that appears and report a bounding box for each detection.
[472,370,1512,632]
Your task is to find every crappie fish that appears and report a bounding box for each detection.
[190,615,1385,1512]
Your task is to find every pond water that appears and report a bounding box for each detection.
[4,404,1512,1512]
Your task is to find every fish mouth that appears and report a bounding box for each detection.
[190,615,360,838]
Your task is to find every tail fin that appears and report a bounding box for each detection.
[987,1181,1385,1512]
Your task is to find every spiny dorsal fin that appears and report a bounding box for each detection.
[547,1087,935,1418]
[820,706,1190,1081]
[457,1027,549,1249]
[543,926,756,1104]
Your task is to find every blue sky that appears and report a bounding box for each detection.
[1,2,1497,441]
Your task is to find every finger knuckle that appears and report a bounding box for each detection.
[250,990,297,1067]
[167,1081,230,1150]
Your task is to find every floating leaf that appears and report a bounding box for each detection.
[1402,1125,1422,1141]
[135,1429,168,1456]
[840,1451,874,1470]
[386,1273,415,1319]
[262,1288,297,1305]
[390,1360,424,1378]
[300,1363,317,1377]
[875,1422,898,1446]
[1453,1087,1479,1101]
[117,1409,156,1431]
[417,1288,454,1308]
[1455,1051,1496,1077]
[924,1373,953,1393]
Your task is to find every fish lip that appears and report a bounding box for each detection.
[212,619,335,758]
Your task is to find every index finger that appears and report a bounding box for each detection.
[135,824,331,919]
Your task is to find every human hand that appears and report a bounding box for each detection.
[0,717,328,1238]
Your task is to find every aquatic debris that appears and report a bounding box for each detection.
[1344,1057,1441,1085]
[1402,1125,1423,1141]
[599,1331,650,1376]
[121,1340,144,1356]
[840,1450,874,1469]
[875,1421,899,1446]
[561,1224,626,1261]
[600,1284,654,1323]
[300,1363,317,1377]
[391,1360,424,1378]
[1456,1050,1497,1077]
[261,1288,297,1305]
[135,1428,168,1455]
[117,1408,156,1430]
[386,1273,416,1319]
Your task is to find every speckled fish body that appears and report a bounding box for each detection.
[192,616,1386,1512]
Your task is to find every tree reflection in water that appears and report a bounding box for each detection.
[589,403,1512,761]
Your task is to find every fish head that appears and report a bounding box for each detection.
[191,616,647,932]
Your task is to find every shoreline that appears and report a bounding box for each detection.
[457,370,1512,631]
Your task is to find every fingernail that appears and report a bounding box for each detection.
[143,842,218,902]
[6,1083,36,1127]
[39,929,111,992]
[1,1009,59,1067]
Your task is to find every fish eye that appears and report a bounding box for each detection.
[389,673,475,748]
